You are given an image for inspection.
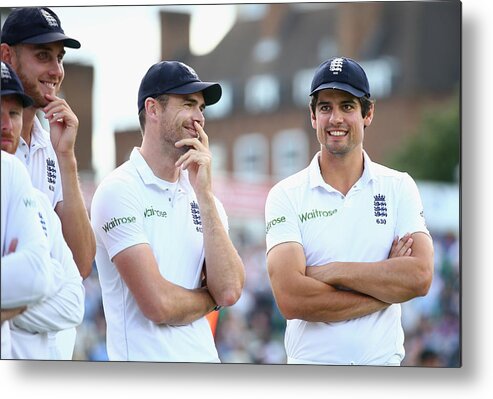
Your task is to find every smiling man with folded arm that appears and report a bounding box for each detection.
[265,57,434,366]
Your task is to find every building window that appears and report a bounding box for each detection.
[234,133,268,182]
[253,38,281,63]
[245,74,280,113]
[206,81,232,120]
[272,129,309,180]
[317,37,338,63]
[210,142,227,175]
[292,68,315,108]
[360,57,396,99]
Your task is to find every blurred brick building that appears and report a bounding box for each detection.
[115,2,460,224]
[2,3,461,222]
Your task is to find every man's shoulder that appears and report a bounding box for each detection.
[2,151,30,179]
[94,161,140,195]
[2,150,18,168]
[271,167,310,193]
[371,161,409,181]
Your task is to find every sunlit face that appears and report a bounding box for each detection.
[1,95,24,154]
[311,89,373,157]
[156,92,206,156]
[8,42,65,108]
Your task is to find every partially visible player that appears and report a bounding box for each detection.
[1,60,84,360]
[265,57,434,365]
[1,7,95,278]
[1,149,54,358]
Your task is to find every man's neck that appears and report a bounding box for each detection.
[319,148,365,196]
[21,106,38,147]
[140,135,180,183]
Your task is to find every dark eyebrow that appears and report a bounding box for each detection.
[32,44,66,57]
[341,98,358,105]
[183,96,206,110]
[318,98,358,107]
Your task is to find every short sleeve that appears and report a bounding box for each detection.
[91,178,149,260]
[394,173,430,238]
[265,184,302,254]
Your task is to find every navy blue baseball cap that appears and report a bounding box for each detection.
[310,57,370,98]
[1,62,34,107]
[138,61,222,113]
[1,7,81,49]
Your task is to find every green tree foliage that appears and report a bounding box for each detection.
[386,94,460,182]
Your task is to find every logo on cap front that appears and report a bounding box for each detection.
[1,63,12,80]
[329,58,344,75]
[40,9,59,27]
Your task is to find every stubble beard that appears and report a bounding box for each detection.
[1,136,20,155]
[14,64,57,109]
[159,119,190,161]
[325,142,351,157]
[321,131,351,157]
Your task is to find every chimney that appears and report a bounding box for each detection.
[160,11,191,60]
[337,3,383,58]
[260,3,290,39]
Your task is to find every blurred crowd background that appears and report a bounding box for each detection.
[1,2,460,367]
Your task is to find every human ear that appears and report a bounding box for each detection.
[0,43,14,64]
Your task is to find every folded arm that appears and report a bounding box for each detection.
[113,243,217,326]
[1,307,26,323]
[267,242,389,322]
[12,191,85,333]
[11,259,84,333]
[306,232,434,304]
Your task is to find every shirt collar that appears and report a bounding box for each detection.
[308,150,377,191]
[31,116,51,149]
[129,147,190,193]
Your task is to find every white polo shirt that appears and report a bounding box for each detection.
[265,151,430,365]
[1,151,53,358]
[10,189,85,360]
[91,148,227,362]
[15,116,63,209]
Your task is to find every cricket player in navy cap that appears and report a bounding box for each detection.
[1,7,95,280]
[265,57,434,365]
[1,60,85,360]
[91,61,244,362]
[1,61,57,359]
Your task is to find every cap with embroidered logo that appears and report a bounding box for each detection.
[1,62,34,108]
[138,61,222,113]
[1,7,81,49]
[310,57,370,98]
